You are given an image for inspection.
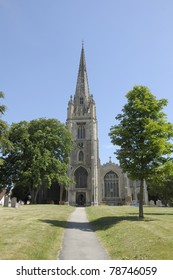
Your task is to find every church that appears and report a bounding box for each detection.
[66,45,148,206]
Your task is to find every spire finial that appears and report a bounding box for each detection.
[82,40,84,49]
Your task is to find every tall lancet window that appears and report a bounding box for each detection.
[79,151,84,162]
[78,125,85,139]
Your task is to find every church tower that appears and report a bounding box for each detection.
[67,45,100,206]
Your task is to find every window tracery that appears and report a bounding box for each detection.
[78,125,85,139]
[104,171,119,198]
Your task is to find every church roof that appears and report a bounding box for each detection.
[75,44,90,99]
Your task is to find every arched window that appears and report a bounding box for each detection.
[78,151,84,162]
[78,125,85,139]
[74,167,88,188]
[104,171,119,198]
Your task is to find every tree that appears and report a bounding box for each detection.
[148,177,173,206]
[0,91,12,200]
[109,86,173,218]
[1,118,74,203]
[147,161,173,206]
[0,91,12,167]
[0,91,6,115]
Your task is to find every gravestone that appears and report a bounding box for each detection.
[4,196,9,207]
[156,200,162,207]
[0,196,4,206]
[149,200,155,206]
[11,197,17,208]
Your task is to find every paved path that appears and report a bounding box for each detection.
[59,207,109,260]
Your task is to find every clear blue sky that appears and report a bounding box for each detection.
[1,0,173,164]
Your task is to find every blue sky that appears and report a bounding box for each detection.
[1,0,173,164]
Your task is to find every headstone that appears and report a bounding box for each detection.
[4,196,9,207]
[156,200,162,207]
[0,196,4,206]
[11,197,17,208]
[149,200,155,206]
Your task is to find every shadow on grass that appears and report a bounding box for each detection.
[89,215,154,231]
[129,212,173,216]
[40,215,153,232]
[145,212,173,216]
[39,219,93,232]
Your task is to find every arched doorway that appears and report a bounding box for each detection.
[76,192,86,206]
[74,167,88,206]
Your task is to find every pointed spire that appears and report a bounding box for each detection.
[75,43,90,99]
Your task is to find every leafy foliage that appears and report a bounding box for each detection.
[0,118,74,203]
[109,86,173,218]
[0,91,6,115]
[147,161,173,206]
[0,92,12,169]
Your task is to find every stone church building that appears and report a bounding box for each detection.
[66,45,148,206]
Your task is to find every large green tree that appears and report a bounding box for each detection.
[109,86,173,218]
[1,118,74,203]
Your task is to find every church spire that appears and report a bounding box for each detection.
[75,43,90,100]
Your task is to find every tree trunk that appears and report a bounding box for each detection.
[34,188,40,204]
[31,188,39,204]
[139,179,144,219]
[59,185,64,204]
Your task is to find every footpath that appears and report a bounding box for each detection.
[59,207,109,260]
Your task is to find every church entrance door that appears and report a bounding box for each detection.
[76,192,86,206]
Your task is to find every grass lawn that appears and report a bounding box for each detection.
[0,204,74,260]
[86,205,173,260]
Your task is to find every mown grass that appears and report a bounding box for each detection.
[86,206,173,260]
[0,205,74,260]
